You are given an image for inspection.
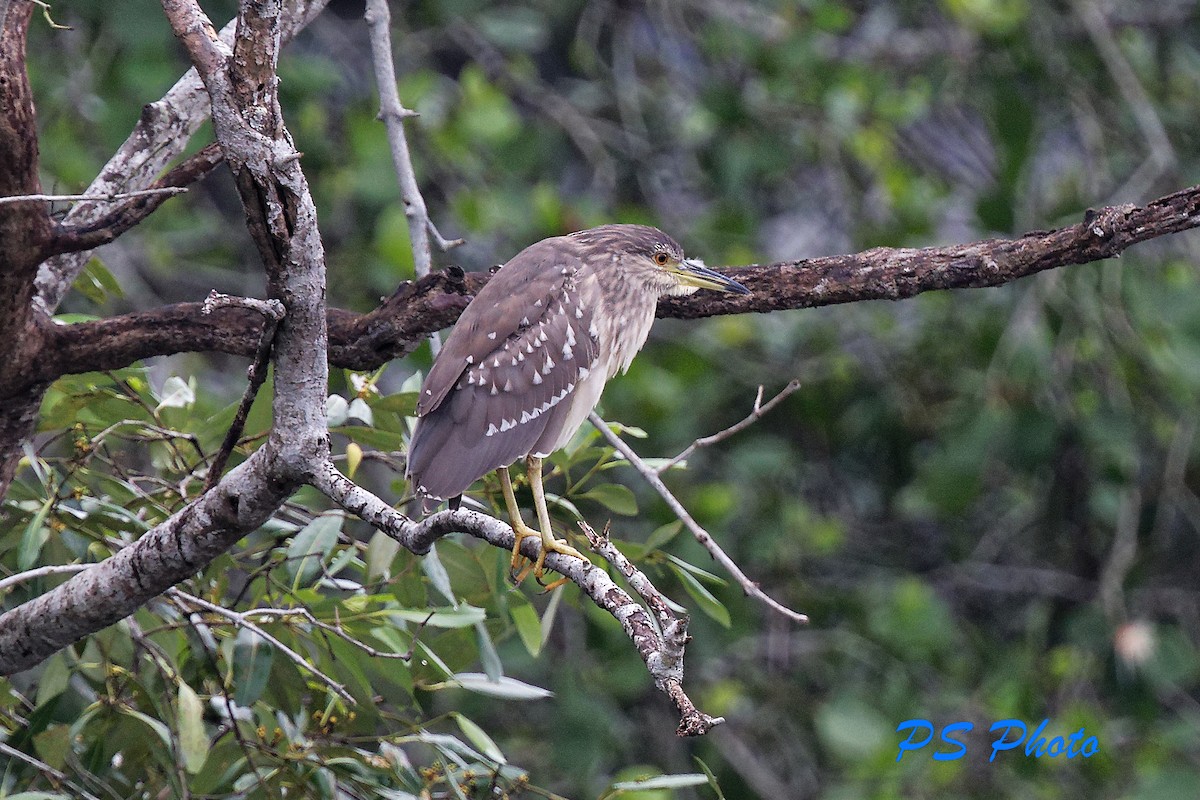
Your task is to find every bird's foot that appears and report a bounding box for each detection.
[509,522,543,584]
[531,535,590,589]
[510,527,591,587]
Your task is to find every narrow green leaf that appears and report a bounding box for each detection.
[670,565,732,628]
[370,391,419,417]
[17,498,54,571]
[285,512,342,588]
[177,681,208,774]
[509,596,543,657]
[117,706,174,749]
[612,773,709,791]
[389,605,486,628]
[453,713,507,764]
[577,483,638,516]
[475,622,504,681]
[421,544,457,605]
[366,529,401,581]
[644,520,684,552]
[231,628,274,706]
[443,672,553,700]
[693,756,727,800]
[665,553,728,586]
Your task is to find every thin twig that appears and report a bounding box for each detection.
[165,588,354,704]
[590,411,808,624]
[238,605,411,660]
[0,187,189,206]
[202,292,285,493]
[0,742,100,800]
[0,563,90,594]
[658,379,801,473]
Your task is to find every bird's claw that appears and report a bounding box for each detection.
[509,528,591,588]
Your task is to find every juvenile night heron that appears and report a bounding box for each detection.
[407,224,749,578]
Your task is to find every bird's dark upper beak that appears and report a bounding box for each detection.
[675,259,751,295]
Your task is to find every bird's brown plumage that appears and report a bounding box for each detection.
[407,224,703,501]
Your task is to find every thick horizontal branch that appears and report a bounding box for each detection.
[658,185,1200,319]
[29,184,1200,385]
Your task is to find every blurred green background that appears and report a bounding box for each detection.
[5,0,1200,797]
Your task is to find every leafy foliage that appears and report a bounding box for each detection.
[5,0,1200,797]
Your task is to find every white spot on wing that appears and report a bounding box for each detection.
[487,332,497,340]
[485,422,498,436]
[532,372,542,385]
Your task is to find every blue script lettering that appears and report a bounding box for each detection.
[895,720,934,762]
[990,718,1099,761]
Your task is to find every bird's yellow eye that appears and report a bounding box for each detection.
[653,252,670,266]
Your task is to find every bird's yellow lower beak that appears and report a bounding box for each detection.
[672,259,751,294]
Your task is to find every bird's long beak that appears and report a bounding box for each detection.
[673,259,751,294]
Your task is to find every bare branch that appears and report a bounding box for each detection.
[28,184,1200,390]
[363,0,460,279]
[311,460,720,734]
[0,563,89,594]
[0,186,188,207]
[591,411,809,624]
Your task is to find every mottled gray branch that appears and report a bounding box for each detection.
[312,460,719,734]
[33,0,330,312]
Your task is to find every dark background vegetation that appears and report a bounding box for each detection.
[5,0,1200,797]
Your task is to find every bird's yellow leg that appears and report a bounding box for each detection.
[526,455,590,584]
[498,466,541,581]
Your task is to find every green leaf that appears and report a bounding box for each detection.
[177,681,208,774]
[389,605,487,628]
[369,391,419,417]
[612,773,709,791]
[669,564,731,628]
[453,713,506,764]
[366,529,401,581]
[71,256,124,303]
[421,544,457,605]
[509,595,543,657]
[475,622,504,681]
[32,724,70,771]
[17,497,54,571]
[231,628,274,706]
[577,483,638,516]
[664,554,728,586]
[118,706,173,749]
[35,654,70,706]
[439,672,553,700]
[331,425,405,450]
[285,512,342,588]
[643,520,683,552]
[693,757,726,800]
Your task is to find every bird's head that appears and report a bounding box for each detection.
[571,224,750,298]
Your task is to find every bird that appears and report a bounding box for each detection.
[406,224,749,579]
